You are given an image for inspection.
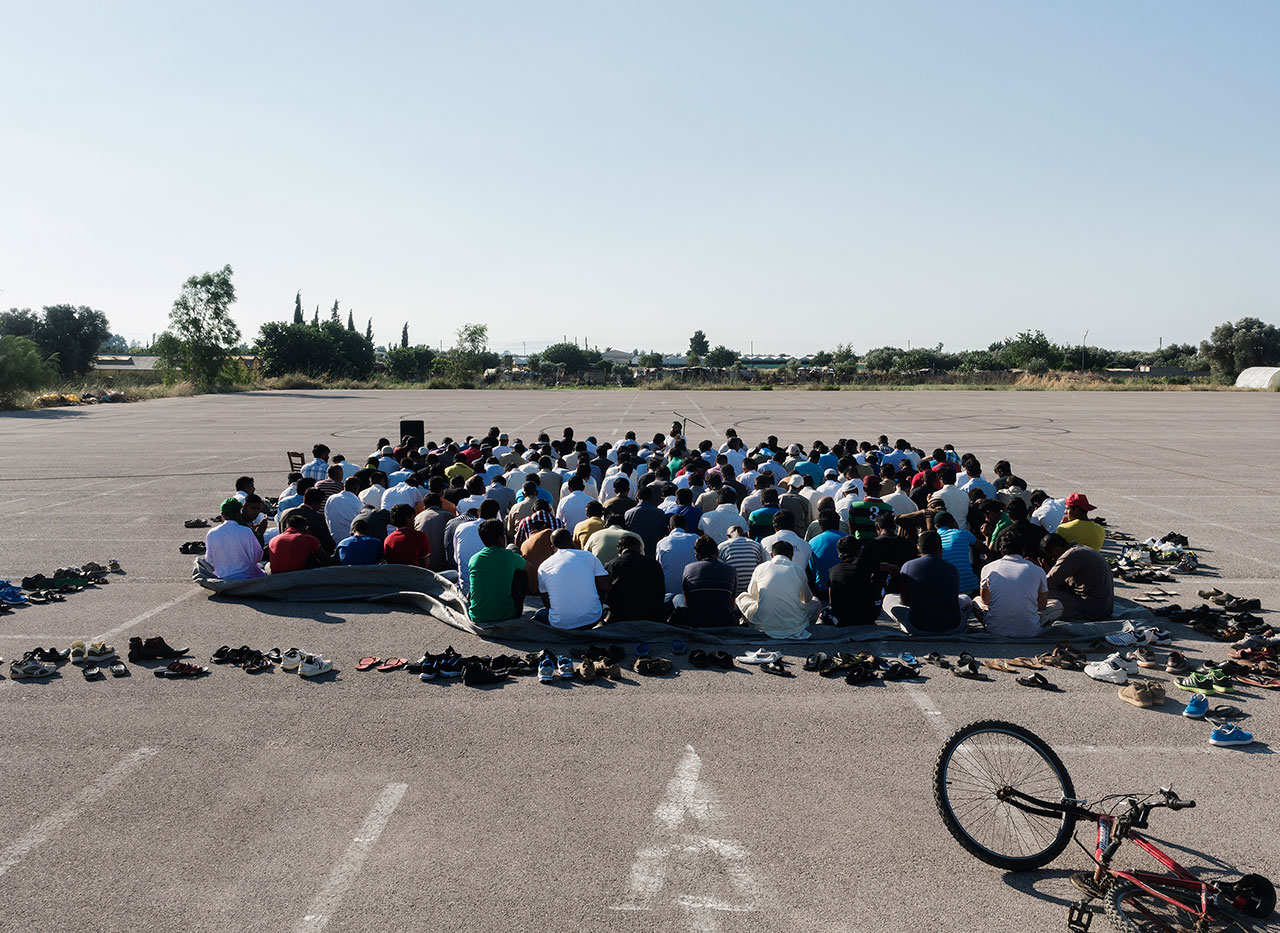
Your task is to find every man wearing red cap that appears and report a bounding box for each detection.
[1056,493,1105,551]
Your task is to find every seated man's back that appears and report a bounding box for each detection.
[680,536,737,627]
[605,538,666,622]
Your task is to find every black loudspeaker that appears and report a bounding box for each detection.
[399,420,425,449]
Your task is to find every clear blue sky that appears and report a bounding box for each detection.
[2,1,1277,356]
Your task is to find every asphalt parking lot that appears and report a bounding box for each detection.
[1,388,1277,932]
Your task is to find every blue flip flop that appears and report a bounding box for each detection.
[671,640,686,655]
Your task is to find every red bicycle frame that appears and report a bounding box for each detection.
[1093,813,1214,921]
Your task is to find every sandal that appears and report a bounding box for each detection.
[844,662,876,685]
[689,650,710,668]
[1236,673,1280,689]
[377,657,407,672]
[709,651,735,670]
[982,659,1015,673]
[760,659,794,677]
[82,664,103,681]
[1008,657,1046,670]
[356,656,382,671]
[803,652,828,672]
[880,661,918,681]
[952,658,986,679]
[1206,705,1246,721]
[921,652,951,668]
[1016,672,1057,690]
[109,661,129,677]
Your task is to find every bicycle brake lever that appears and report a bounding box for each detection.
[1160,785,1180,801]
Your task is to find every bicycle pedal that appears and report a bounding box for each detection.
[1067,902,1094,932]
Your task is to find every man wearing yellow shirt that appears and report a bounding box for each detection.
[1056,493,1106,551]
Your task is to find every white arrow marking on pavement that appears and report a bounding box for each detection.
[612,745,765,932]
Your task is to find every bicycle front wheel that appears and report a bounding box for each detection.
[933,719,1077,871]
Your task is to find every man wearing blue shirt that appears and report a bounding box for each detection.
[336,518,384,565]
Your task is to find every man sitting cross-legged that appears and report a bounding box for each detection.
[736,540,820,640]
[466,519,528,624]
[533,528,610,629]
[881,530,972,636]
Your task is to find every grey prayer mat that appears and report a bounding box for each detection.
[194,561,1157,648]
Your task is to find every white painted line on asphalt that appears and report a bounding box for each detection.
[683,393,718,436]
[0,746,157,880]
[295,782,409,933]
[612,745,765,932]
[901,682,952,735]
[94,589,202,643]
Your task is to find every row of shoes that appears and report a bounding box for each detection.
[280,647,334,677]
[801,650,919,683]
[1196,588,1263,613]
[212,645,281,673]
[22,561,121,588]
[183,516,224,528]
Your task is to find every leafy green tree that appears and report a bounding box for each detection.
[540,342,601,373]
[638,351,664,368]
[384,345,437,381]
[0,335,54,404]
[832,343,857,364]
[704,345,740,368]
[955,349,1006,371]
[157,264,241,387]
[0,305,111,377]
[312,306,320,327]
[401,323,409,348]
[366,318,373,341]
[255,321,374,379]
[996,330,1064,370]
[861,347,901,372]
[689,330,710,357]
[331,300,340,323]
[347,310,355,332]
[293,291,304,325]
[446,323,493,380]
[808,350,833,366]
[1200,317,1280,382]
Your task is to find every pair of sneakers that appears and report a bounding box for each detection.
[1104,622,1172,648]
[280,648,334,677]
[0,581,28,605]
[1084,652,1139,684]
[539,656,575,683]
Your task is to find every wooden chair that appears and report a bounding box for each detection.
[287,451,305,472]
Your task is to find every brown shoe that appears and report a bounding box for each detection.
[1118,681,1165,708]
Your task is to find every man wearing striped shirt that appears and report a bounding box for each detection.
[718,525,766,597]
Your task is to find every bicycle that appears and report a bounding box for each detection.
[932,719,1275,932]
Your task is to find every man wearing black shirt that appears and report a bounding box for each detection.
[674,535,739,627]
[605,535,668,622]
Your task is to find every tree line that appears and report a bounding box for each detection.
[2,264,1278,401]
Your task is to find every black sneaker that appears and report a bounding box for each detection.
[462,662,507,687]
[438,654,463,678]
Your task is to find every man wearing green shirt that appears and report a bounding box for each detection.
[467,520,528,624]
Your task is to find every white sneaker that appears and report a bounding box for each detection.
[1104,651,1139,673]
[735,649,782,665]
[299,654,333,677]
[280,647,304,671]
[1084,659,1129,684]
[1104,622,1139,647]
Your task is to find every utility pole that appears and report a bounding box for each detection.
[1081,330,1089,371]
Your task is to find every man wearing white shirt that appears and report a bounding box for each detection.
[882,477,916,516]
[206,498,265,581]
[736,541,819,639]
[1029,491,1067,532]
[359,473,387,508]
[556,476,593,533]
[655,515,699,595]
[324,478,364,543]
[957,460,997,499]
[333,455,361,480]
[455,500,499,595]
[930,466,971,532]
[759,511,813,572]
[382,477,425,514]
[738,474,774,520]
[816,470,843,501]
[699,490,749,543]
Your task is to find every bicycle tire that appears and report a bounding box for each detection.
[933,719,1077,872]
[1105,881,1207,933]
